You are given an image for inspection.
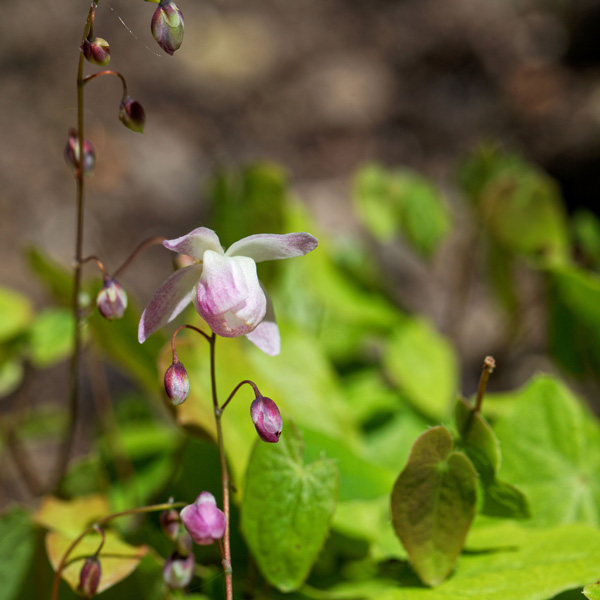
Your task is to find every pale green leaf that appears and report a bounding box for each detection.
[241,426,339,592]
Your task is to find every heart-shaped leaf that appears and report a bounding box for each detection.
[391,426,477,586]
[241,424,339,592]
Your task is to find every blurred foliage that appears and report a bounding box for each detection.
[3,149,600,599]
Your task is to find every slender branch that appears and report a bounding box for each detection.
[474,355,496,414]
[220,379,260,412]
[52,0,97,493]
[171,325,211,360]
[78,255,107,278]
[113,236,167,279]
[50,502,185,600]
[82,70,128,100]
[209,334,233,600]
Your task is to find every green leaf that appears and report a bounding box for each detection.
[209,163,287,249]
[241,425,339,592]
[374,524,600,600]
[547,264,600,377]
[573,210,600,270]
[301,427,395,502]
[493,375,600,526]
[384,319,458,420]
[454,398,530,520]
[0,287,33,342]
[353,164,450,256]
[481,479,531,520]
[454,398,499,483]
[584,581,600,600]
[0,359,24,397]
[0,507,35,600]
[25,246,73,305]
[28,308,74,368]
[391,426,477,586]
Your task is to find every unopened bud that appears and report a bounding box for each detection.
[82,37,111,66]
[250,395,282,443]
[180,492,226,546]
[151,1,184,55]
[164,360,190,406]
[160,508,180,541]
[96,278,128,320]
[79,556,101,598]
[119,97,145,134]
[162,551,195,589]
[64,128,95,177]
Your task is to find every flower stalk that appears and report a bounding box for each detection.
[50,502,185,600]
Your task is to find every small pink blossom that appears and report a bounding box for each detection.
[180,491,226,545]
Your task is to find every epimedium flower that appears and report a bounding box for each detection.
[138,228,318,355]
[180,491,226,545]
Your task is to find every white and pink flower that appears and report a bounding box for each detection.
[138,228,318,355]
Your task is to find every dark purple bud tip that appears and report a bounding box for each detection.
[79,556,101,598]
[180,491,226,546]
[160,507,181,541]
[152,1,184,55]
[64,128,95,177]
[162,551,195,589]
[250,395,282,443]
[164,361,190,406]
[119,97,145,134]
[82,37,111,66]
[96,279,128,320]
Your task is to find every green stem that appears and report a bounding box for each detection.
[209,334,233,600]
[50,502,185,600]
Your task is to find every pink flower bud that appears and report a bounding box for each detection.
[151,1,184,55]
[96,278,128,320]
[82,37,111,66]
[164,360,190,406]
[162,551,194,589]
[119,97,145,134]
[250,395,282,443]
[64,128,95,177]
[79,556,101,598]
[180,492,226,546]
[160,507,181,541]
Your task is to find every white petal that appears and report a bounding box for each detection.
[226,233,318,263]
[163,227,223,260]
[195,252,266,337]
[245,310,280,356]
[138,264,203,343]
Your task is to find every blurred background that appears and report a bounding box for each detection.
[3,0,600,503]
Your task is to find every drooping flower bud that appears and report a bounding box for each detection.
[164,360,190,406]
[250,395,282,443]
[96,278,128,320]
[151,1,184,55]
[119,97,145,134]
[79,556,101,598]
[82,37,111,66]
[180,492,226,546]
[160,507,181,541]
[64,128,95,177]
[162,551,195,589]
